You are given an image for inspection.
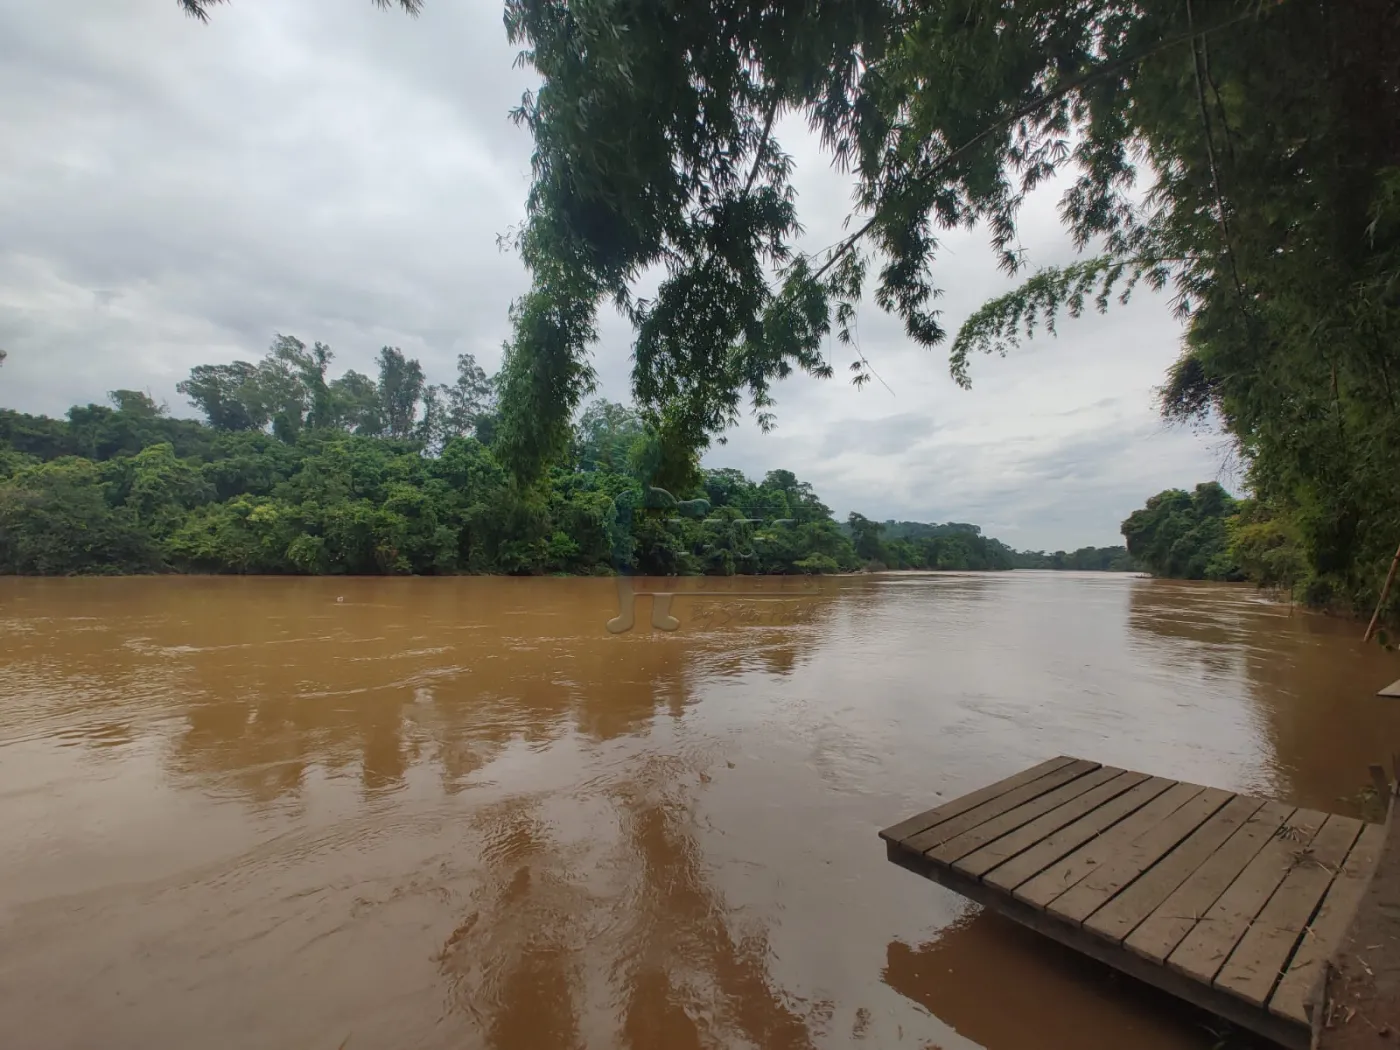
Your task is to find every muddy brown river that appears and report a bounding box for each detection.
[2,573,1398,1050]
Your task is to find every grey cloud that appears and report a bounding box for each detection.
[1055,396,1122,418]
[817,413,940,458]
[0,0,536,416]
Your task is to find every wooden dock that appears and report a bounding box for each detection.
[880,757,1385,1049]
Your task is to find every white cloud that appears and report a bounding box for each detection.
[0,0,1224,549]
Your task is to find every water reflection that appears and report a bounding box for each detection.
[433,764,823,1047]
[130,577,833,805]
[439,796,588,1049]
[1127,579,1400,810]
[2,574,1398,1050]
[610,786,816,1050]
[883,911,1264,1050]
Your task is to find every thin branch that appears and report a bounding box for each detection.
[811,6,1270,282]
[743,95,782,198]
[855,348,894,396]
[1198,27,1238,168]
[1188,0,1246,303]
[846,311,895,395]
[811,216,879,282]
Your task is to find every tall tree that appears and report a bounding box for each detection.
[108,390,166,418]
[442,352,494,439]
[246,337,311,442]
[576,399,645,474]
[847,511,888,566]
[762,469,831,523]
[271,336,336,431]
[375,347,426,440]
[179,337,337,440]
[416,384,447,450]
[328,370,383,435]
[178,362,268,432]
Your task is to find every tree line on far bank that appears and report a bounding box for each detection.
[0,338,1132,578]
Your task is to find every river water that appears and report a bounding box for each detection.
[2,573,1398,1050]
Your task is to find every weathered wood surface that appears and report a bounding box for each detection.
[1214,815,1363,1008]
[1270,822,1386,1026]
[881,757,1384,1050]
[1312,794,1399,1050]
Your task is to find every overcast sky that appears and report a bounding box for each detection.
[0,0,1228,550]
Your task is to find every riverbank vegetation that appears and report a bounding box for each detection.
[1121,483,1242,584]
[0,344,1130,577]
[1120,482,1329,605]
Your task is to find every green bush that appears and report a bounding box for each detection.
[0,459,160,574]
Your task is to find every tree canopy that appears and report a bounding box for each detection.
[172,336,499,451]
[490,1,1298,468]
[1121,482,1240,582]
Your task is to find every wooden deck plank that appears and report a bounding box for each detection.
[1166,808,1330,985]
[899,759,1102,855]
[1016,782,1208,910]
[880,758,1383,1050]
[988,777,1178,894]
[1268,821,1387,1024]
[952,770,1147,879]
[1215,814,1364,1006]
[1046,787,1236,924]
[1084,794,1266,944]
[1124,800,1292,963]
[926,765,1129,864]
[878,756,1080,844]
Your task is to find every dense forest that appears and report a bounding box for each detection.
[1121,483,1242,584]
[1119,480,1321,601]
[0,339,1130,577]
